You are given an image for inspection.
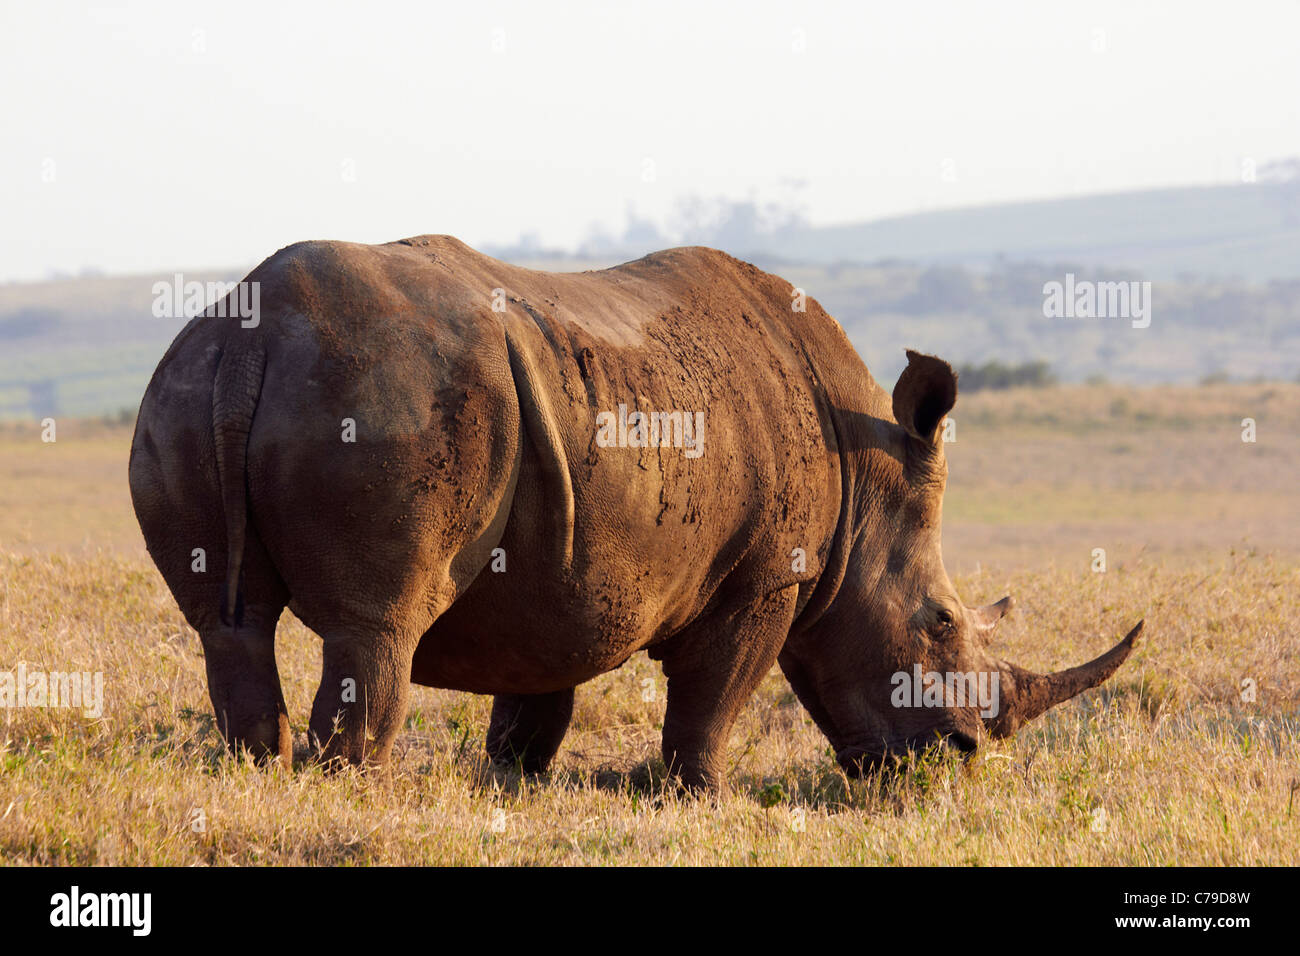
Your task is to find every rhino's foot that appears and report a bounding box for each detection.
[307,627,421,770]
[486,688,575,774]
[662,744,727,795]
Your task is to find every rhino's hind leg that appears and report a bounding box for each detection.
[656,583,800,792]
[202,604,292,764]
[308,627,422,770]
[486,688,575,773]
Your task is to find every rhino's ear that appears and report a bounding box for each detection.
[892,349,957,444]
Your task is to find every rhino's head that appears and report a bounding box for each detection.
[779,349,1142,775]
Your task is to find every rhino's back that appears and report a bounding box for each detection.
[275,234,796,351]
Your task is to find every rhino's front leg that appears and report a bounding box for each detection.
[658,584,799,792]
[309,629,419,769]
[486,688,575,773]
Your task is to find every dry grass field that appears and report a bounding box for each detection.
[1,383,1297,865]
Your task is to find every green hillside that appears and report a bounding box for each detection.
[0,270,242,419]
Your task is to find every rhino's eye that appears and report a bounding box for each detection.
[936,609,955,629]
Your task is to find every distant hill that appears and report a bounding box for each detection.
[522,179,1300,284]
[759,260,1300,387]
[759,182,1300,283]
[0,270,240,419]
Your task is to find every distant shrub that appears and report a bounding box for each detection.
[898,266,978,314]
[0,308,61,340]
[954,359,1057,392]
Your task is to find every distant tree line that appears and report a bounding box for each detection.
[954,359,1057,391]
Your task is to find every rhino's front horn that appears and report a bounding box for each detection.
[984,620,1144,738]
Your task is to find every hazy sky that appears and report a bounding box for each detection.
[3,1,1298,281]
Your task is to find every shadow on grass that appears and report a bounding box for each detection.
[160,714,998,818]
[732,745,981,815]
[468,754,680,807]
[467,746,977,814]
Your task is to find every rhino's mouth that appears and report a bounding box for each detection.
[836,729,978,777]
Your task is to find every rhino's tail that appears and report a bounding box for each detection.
[212,335,267,629]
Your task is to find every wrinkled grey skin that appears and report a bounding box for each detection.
[129,235,1142,791]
